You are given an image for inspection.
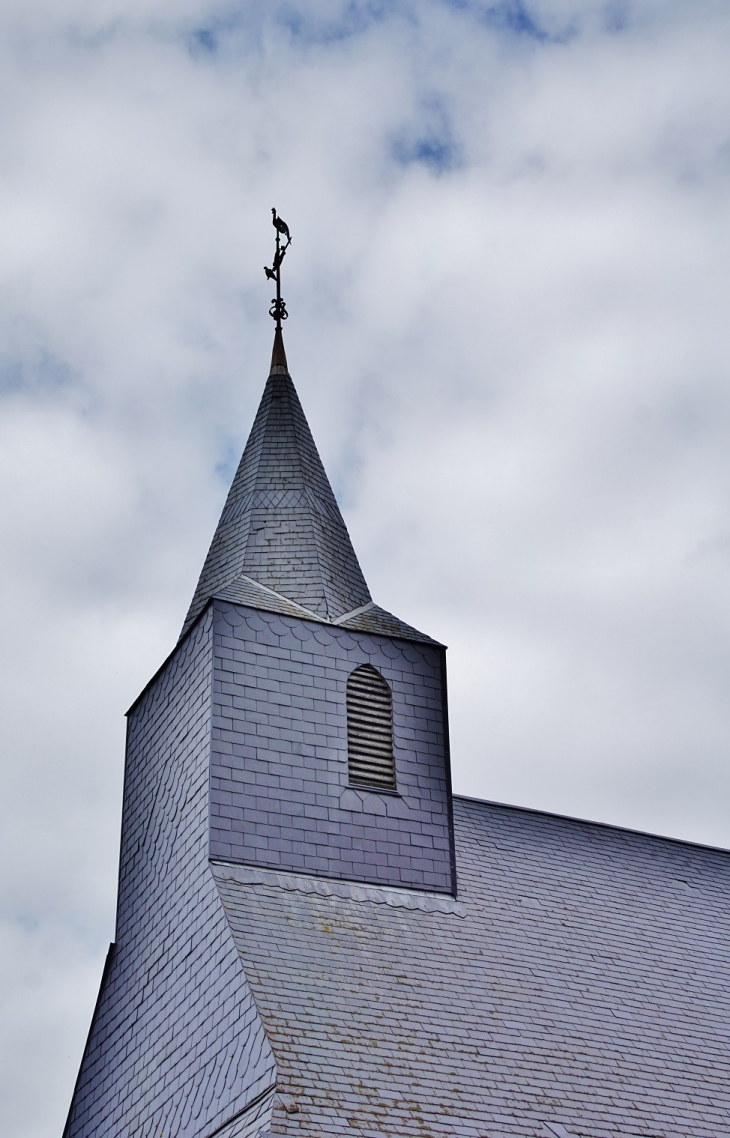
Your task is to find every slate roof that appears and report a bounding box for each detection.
[66,321,730,1138]
[214,578,439,645]
[182,332,373,637]
[213,795,730,1138]
[336,602,439,644]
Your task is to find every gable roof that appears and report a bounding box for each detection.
[181,330,372,637]
[213,795,730,1137]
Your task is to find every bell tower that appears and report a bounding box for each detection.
[63,216,455,1138]
[192,328,456,893]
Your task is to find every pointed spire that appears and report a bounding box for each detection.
[181,344,372,638]
[180,211,435,646]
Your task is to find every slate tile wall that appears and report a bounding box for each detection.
[64,609,276,1138]
[210,601,455,894]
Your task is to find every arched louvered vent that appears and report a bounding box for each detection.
[346,665,396,790]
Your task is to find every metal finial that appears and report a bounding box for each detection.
[265,208,292,328]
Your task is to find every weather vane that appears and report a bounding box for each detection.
[264,208,291,329]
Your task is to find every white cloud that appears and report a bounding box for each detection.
[2,1,730,1133]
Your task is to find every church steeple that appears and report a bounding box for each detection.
[181,329,372,637]
[63,215,455,1138]
[182,210,434,646]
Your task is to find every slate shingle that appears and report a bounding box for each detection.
[63,612,276,1138]
[67,327,730,1138]
[209,600,455,894]
[182,347,372,636]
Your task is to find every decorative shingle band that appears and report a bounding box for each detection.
[211,862,465,915]
[346,665,396,790]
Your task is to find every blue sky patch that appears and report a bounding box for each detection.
[392,97,462,174]
[0,349,75,396]
[441,0,578,44]
[393,134,461,173]
[191,27,217,54]
[276,1,397,46]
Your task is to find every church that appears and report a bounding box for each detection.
[64,224,730,1138]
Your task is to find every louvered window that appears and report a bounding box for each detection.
[346,665,396,790]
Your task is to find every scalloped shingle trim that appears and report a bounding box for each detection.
[210,861,465,916]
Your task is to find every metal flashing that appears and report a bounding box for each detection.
[210,860,465,915]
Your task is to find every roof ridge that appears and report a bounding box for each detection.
[454,794,730,856]
[235,574,323,621]
[332,601,375,625]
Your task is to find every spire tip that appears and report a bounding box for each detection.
[270,326,289,375]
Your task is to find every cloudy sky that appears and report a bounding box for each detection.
[2,0,730,1133]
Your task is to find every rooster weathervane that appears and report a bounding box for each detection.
[264,208,291,329]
